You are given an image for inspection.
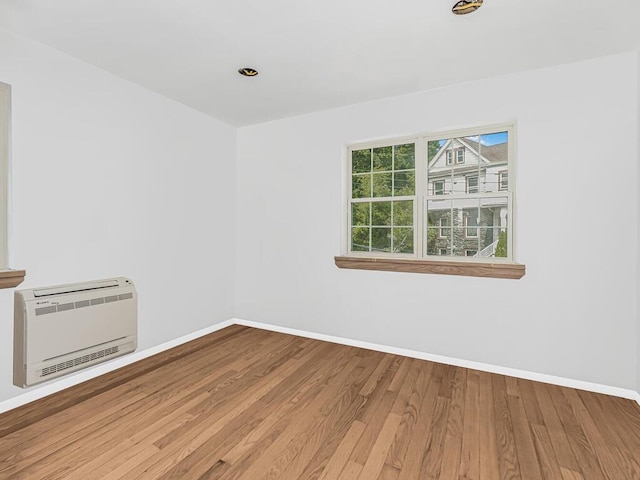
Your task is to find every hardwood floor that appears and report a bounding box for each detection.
[1,325,639,479]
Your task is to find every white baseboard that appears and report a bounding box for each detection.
[233,318,640,404]
[0,319,236,415]
[2,317,639,415]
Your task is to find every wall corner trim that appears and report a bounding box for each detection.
[232,318,640,402]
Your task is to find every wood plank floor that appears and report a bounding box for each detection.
[1,325,639,479]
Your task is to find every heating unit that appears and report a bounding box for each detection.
[13,277,137,387]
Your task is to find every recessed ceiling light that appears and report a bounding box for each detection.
[452,0,483,15]
[238,67,259,77]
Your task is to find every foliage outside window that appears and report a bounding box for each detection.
[350,143,416,254]
[347,124,515,262]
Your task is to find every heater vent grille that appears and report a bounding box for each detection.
[35,293,134,316]
[40,346,121,377]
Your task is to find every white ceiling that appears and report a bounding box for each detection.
[0,0,638,126]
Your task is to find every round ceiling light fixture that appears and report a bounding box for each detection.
[238,67,259,77]
[452,0,483,15]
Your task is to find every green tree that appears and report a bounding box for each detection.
[428,140,442,162]
[495,231,507,257]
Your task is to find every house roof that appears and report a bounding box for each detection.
[460,139,508,164]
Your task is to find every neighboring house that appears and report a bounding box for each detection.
[427,137,509,258]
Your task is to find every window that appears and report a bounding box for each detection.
[446,150,453,165]
[350,143,415,254]
[438,217,448,238]
[499,170,508,191]
[0,82,24,288]
[464,213,478,238]
[466,176,478,194]
[339,124,522,279]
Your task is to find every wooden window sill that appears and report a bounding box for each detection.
[0,269,26,289]
[334,256,525,279]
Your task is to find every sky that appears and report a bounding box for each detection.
[467,131,508,146]
[435,131,508,147]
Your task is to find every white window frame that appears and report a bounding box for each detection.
[344,123,516,263]
[499,170,508,191]
[466,175,479,194]
[433,180,444,196]
[464,214,479,238]
[438,217,448,238]
[455,147,465,164]
[446,150,453,166]
[0,83,9,270]
[346,137,419,258]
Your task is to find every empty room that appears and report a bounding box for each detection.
[0,0,639,478]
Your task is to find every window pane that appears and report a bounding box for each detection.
[472,227,507,257]
[428,139,450,194]
[428,205,452,256]
[479,131,508,193]
[476,197,508,257]
[494,229,508,258]
[394,144,415,170]
[449,228,470,257]
[428,137,474,195]
[393,200,413,227]
[426,198,487,257]
[499,171,508,191]
[372,172,392,197]
[372,146,392,171]
[464,208,479,238]
[480,197,508,230]
[427,198,451,227]
[352,149,371,174]
[371,201,391,226]
[393,227,413,253]
[351,202,370,226]
[394,171,415,196]
[371,227,391,252]
[352,227,370,252]
[466,176,479,193]
[427,140,442,162]
[426,227,449,255]
[352,173,371,199]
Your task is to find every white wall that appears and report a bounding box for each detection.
[236,52,639,391]
[0,30,236,402]
[637,50,640,398]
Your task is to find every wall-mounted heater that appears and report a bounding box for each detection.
[13,277,137,388]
